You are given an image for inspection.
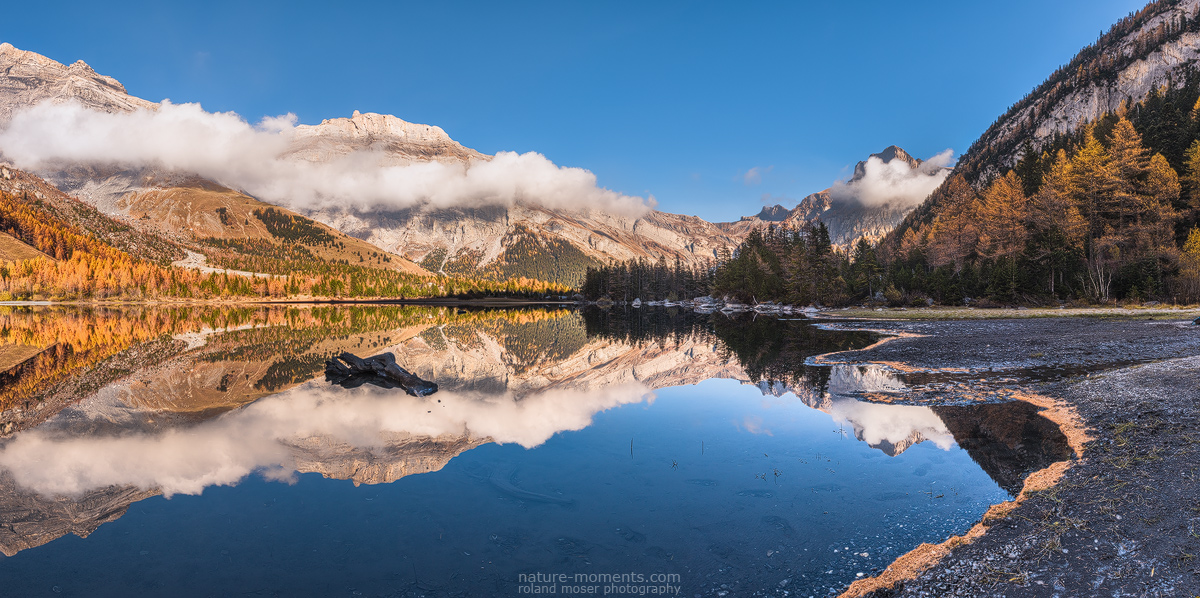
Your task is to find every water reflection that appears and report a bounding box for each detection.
[0,382,653,496]
[0,305,1071,595]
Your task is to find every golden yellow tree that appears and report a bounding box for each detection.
[978,171,1028,295]
[1136,152,1181,257]
[1179,227,1200,303]
[1028,150,1087,296]
[926,175,981,271]
[1107,117,1150,229]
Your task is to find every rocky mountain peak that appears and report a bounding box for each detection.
[873,145,916,165]
[724,144,931,249]
[286,110,487,165]
[298,111,455,145]
[0,42,152,124]
[851,145,921,182]
[748,204,791,222]
[68,59,94,73]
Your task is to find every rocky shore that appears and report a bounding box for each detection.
[817,317,1200,597]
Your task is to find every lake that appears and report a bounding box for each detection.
[0,305,1070,597]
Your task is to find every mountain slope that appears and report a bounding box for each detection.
[889,0,1200,253]
[957,0,1200,183]
[0,231,45,261]
[0,164,184,264]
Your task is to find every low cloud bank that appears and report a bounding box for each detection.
[830,149,954,208]
[0,101,652,216]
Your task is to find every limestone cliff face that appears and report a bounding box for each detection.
[315,201,742,283]
[286,111,487,165]
[0,43,155,125]
[964,0,1200,177]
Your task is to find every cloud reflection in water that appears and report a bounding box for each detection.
[0,381,652,497]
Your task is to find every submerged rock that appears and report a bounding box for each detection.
[325,352,439,397]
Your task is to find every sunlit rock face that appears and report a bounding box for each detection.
[285,111,487,165]
[965,0,1200,175]
[0,43,155,125]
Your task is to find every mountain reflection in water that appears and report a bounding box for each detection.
[0,305,1070,595]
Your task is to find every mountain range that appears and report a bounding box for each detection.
[0,42,930,287]
[727,145,948,248]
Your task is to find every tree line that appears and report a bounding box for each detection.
[580,254,714,302]
[581,102,1200,306]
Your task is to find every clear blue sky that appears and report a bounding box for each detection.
[1,0,1148,222]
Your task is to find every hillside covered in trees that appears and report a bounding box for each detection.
[0,189,569,301]
[583,91,1200,306]
[577,0,1200,308]
[662,106,1200,307]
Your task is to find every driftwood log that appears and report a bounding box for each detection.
[325,352,439,397]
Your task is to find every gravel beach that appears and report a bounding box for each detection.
[816,317,1200,598]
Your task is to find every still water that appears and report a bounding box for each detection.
[0,305,1069,597]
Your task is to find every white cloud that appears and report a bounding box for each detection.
[829,149,954,208]
[742,165,773,186]
[0,101,653,217]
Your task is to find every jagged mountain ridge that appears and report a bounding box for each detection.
[0,42,933,284]
[285,110,488,165]
[724,146,932,248]
[0,43,155,122]
[0,43,742,286]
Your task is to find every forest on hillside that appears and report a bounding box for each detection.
[583,91,1200,306]
[0,190,570,301]
[957,0,1198,185]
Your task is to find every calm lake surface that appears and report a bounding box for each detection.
[0,305,1069,597]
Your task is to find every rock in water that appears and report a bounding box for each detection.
[1193,316,1200,325]
[325,352,439,397]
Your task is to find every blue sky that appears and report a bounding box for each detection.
[1,0,1148,222]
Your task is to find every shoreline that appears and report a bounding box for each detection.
[818,305,1200,320]
[819,317,1200,597]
